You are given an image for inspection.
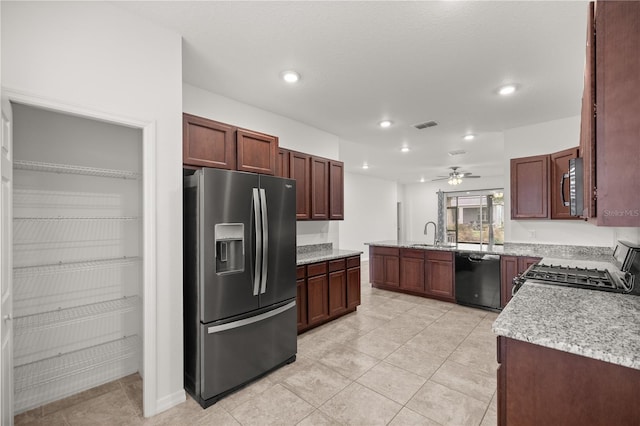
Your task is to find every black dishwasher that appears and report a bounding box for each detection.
[455,253,501,311]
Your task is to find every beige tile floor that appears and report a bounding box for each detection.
[16,267,499,426]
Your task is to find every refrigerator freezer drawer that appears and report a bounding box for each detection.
[199,300,297,403]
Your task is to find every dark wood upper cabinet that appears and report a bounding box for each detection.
[329,161,344,220]
[183,113,235,169]
[550,147,580,219]
[276,148,291,178]
[580,2,597,219]
[236,129,277,175]
[182,113,278,176]
[310,157,329,220]
[290,151,311,220]
[510,155,550,219]
[586,1,640,226]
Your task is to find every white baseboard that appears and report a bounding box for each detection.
[152,389,186,417]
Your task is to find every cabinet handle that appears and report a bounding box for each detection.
[561,172,570,207]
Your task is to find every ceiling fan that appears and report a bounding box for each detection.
[431,166,481,185]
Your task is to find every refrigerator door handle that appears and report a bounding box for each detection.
[252,188,262,296]
[207,301,296,334]
[259,188,268,294]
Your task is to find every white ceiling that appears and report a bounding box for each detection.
[117,1,588,184]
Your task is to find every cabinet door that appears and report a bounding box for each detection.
[501,256,541,308]
[236,129,277,175]
[329,160,344,220]
[550,147,579,219]
[400,251,425,293]
[425,259,454,300]
[328,270,347,316]
[183,113,235,169]
[580,2,596,219]
[510,155,550,219]
[500,256,519,308]
[383,256,400,288]
[290,152,310,220]
[370,254,384,285]
[518,257,541,272]
[347,266,361,309]
[310,157,329,220]
[307,274,328,326]
[594,1,640,227]
[276,148,291,178]
[296,278,307,331]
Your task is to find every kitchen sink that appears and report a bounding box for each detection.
[410,243,435,248]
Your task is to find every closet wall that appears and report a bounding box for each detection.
[12,103,142,413]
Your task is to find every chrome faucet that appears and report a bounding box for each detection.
[423,221,439,246]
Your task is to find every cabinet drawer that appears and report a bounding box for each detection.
[296,266,306,280]
[329,259,346,272]
[346,256,360,269]
[400,248,425,259]
[307,262,327,277]
[426,250,453,261]
[371,246,399,257]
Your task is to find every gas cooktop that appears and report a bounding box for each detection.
[516,264,636,295]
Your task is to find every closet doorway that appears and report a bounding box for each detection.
[9,101,148,416]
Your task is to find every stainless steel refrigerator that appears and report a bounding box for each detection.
[183,167,297,408]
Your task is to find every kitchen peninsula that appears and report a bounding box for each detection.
[493,268,640,425]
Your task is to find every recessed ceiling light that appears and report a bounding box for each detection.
[281,70,300,83]
[463,134,475,141]
[419,177,425,183]
[362,163,369,170]
[401,146,410,153]
[379,120,393,128]
[498,84,517,96]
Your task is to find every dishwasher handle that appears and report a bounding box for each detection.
[465,254,500,262]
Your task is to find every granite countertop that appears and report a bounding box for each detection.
[366,240,613,262]
[296,243,362,266]
[493,282,640,370]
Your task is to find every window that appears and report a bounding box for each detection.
[444,189,504,245]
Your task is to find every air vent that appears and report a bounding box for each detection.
[413,120,438,130]
[448,150,466,156]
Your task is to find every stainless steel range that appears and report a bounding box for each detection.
[513,241,640,296]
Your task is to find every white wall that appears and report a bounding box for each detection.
[403,176,505,243]
[2,1,183,415]
[504,116,639,247]
[339,172,398,260]
[183,83,341,247]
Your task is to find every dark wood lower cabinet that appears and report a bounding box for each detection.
[399,249,425,293]
[296,266,307,330]
[346,257,361,309]
[500,255,541,308]
[371,246,454,303]
[328,259,347,316]
[425,251,454,302]
[306,274,328,326]
[298,256,361,333]
[497,336,640,425]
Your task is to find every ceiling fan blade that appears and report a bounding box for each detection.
[431,177,449,181]
[463,175,481,178]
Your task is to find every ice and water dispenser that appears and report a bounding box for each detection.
[214,223,244,274]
